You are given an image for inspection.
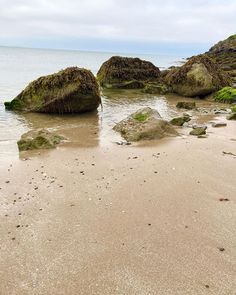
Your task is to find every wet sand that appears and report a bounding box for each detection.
[0,115,236,295]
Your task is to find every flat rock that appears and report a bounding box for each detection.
[212,122,227,127]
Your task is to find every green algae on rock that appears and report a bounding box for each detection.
[170,115,191,126]
[4,67,101,114]
[214,87,236,103]
[17,129,64,151]
[142,83,169,94]
[164,55,231,97]
[113,107,178,142]
[227,113,236,120]
[97,56,160,89]
[190,127,207,136]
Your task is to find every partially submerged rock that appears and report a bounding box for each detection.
[227,113,236,120]
[176,101,196,110]
[164,55,231,97]
[214,87,236,103]
[4,67,101,114]
[142,83,169,94]
[113,107,177,141]
[97,56,160,88]
[17,129,64,151]
[170,114,191,126]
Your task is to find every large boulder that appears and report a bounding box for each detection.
[97,56,160,88]
[4,67,101,113]
[17,129,64,151]
[113,107,177,141]
[164,55,231,97]
[206,35,236,84]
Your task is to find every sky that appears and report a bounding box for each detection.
[0,0,235,55]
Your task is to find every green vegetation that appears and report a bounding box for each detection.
[231,105,236,113]
[133,113,149,122]
[214,87,236,103]
[228,34,236,40]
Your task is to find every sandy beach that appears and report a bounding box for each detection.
[0,110,235,295]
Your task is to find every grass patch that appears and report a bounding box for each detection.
[231,105,236,113]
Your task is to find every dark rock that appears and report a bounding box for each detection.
[170,115,191,126]
[97,56,160,88]
[4,67,101,113]
[212,122,227,127]
[176,101,196,110]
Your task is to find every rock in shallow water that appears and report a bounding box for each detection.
[4,67,101,114]
[17,129,64,151]
[190,127,207,136]
[176,101,196,110]
[170,115,191,126]
[113,107,178,142]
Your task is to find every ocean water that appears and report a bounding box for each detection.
[0,46,184,164]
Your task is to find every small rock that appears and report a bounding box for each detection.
[212,122,227,127]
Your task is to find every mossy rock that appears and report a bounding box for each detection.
[164,55,231,97]
[190,127,206,136]
[105,80,145,89]
[17,129,64,151]
[4,67,101,114]
[97,56,160,88]
[170,115,191,126]
[214,87,236,103]
[113,107,178,141]
[142,83,169,94]
[176,101,196,110]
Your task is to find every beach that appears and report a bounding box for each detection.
[0,108,235,294]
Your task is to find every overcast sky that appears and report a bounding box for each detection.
[0,0,235,55]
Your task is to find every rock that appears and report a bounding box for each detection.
[142,83,169,94]
[206,35,236,84]
[164,55,231,97]
[170,115,191,126]
[214,87,236,103]
[113,107,178,141]
[107,80,145,89]
[176,101,196,110]
[17,129,64,151]
[97,56,160,88]
[212,122,227,127]
[190,127,207,136]
[4,67,101,113]
[231,105,236,113]
[227,113,236,120]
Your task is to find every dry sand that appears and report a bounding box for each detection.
[0,118,236,295]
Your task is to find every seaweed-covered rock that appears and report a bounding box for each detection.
[170,115,191,126]
[142,83,169,94]
[4,67,101,113]
[214,87,236,103]
[164,55,231,97]
[17,129,64,151]
[97,56,160,88]
[206,35,236,84]
[176,101,196,110]
[113,107,177,141]
[227,113,236,120]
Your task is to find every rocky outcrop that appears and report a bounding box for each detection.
[206,35,236,84]
[164,55,231,97]
[97,56,160,89]
[4,67,101,114]
[113,107,177,141]
[17,129,64,151]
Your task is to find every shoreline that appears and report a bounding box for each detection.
[0,118,235,294]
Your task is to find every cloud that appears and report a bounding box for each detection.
[0,0,235,51]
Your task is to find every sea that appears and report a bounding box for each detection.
[0,46,185,164]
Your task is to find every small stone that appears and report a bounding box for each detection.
[212,122,227,128]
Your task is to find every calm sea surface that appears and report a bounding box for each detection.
[0,46,185,164]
